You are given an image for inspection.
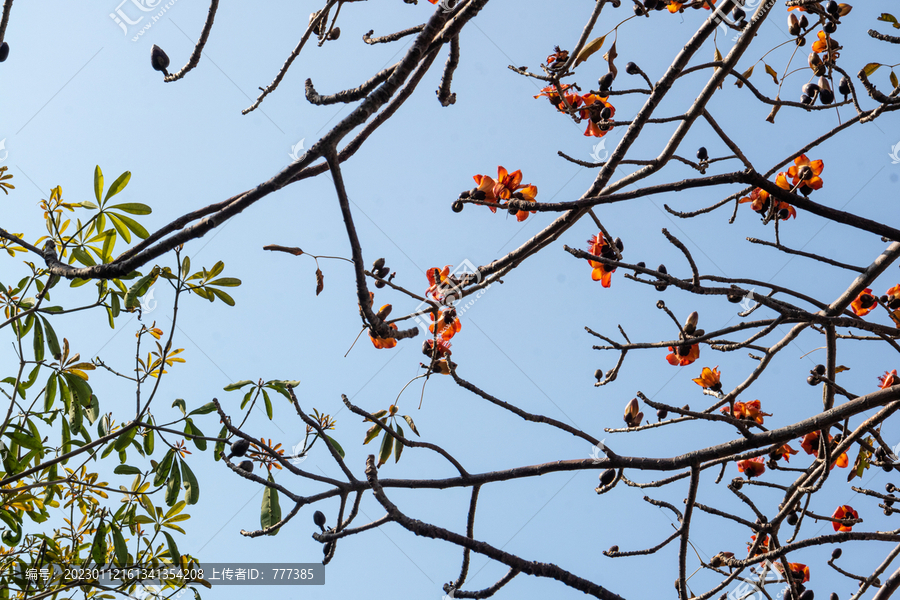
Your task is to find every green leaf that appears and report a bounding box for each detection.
[162,531,181,562]
[182,255,191,276]
[41,317,61,360]
[208,261,225,279]
[325,434,345,459]
[154,449,175,487]
[109,291,121,318]
[108,202,152,215]
[209,287,235,306]
[94,166,104,203]
[263,390,272,420]
[104,171,132,202]
[63,372,93,407]
[84,394,100,425]
[172,398,186,415]
[185,419,207,451]
[7,430,42,453]
[71,247,96,267]
[224,380,254,391]
[165,459,181,507]
[111,524,128,566]
[892,71,899,89]
[181,460,200,505]
[208,277,241,287]
[395,423,404,463]
[33,317,44,362]
[377,427,393,468]
[187,401,217,416]
[143,423,155,455]
[260,473,282,535]
[114,465,143,476]
[123,268,158,310]
[402,414,420,436]
[108,213,131,244]
[91,520,108,566]
[44,373,57,411]
[114,423,138,452]
[67,393,82,435]
[214,424,228,462]
[114,213,149,240]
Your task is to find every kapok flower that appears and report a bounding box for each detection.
[739,188,771,213]
[693,366,722,392]
[812,31,839,54]
[740,184,795,221]
[546,46,569,66]
[777,562,810,584]
[472,173,498,211]
[493,167,523,201]
[422,338,452,359]
[667,343,700,366]
[800,431,849,468]
[850,288,877,317]
[510,184,538,222]
[786,154,824,193]
[581,94,616,138]
[723,400,771,425]
[533,83,573,101]
[587,233,617,288]
[771,443,799,462]
[737,456,766,478]
[667,1,683,12]
[748,534,770,556]
[832,505,859,532]
[426,266,452,301]
[879,369,898,389]
[429,307,461,341]
[370,323,398,349]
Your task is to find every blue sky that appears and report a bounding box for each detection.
[3,1,900,599]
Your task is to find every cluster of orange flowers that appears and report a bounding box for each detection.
[851,284,900,319]
[586,233,619,287]
[471,167,538,222]
[721,400,771,425]
[534,86,616,138]
[740,155,824,221]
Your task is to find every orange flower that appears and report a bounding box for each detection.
[811,30,839,56]
[370,323,398,349]
[587,233,617,288]
[777,562,810,584]
[472,173,498,211]
[581,94,616,138]
[667,1,683,12]
[693,366,722,392]
[740,185,795,221]
[748,534,769,556]
[739,188,771,213]
[510,184,538,222]
[771,443,799,462]
[885,284,900,306]
[533,84,572,100]
[426,266,454,301]
[493,167,523,201]
[879,370,898,389]
[832,505,859,532]
[667,343,700,366]
[723,400,771,425]
[546,46,568,65]
[800,431,848,469]
[850,288,877,317]
[423,338,452,359]
[786,154,824,193]
[737,456,765,478]
[429,308,461,341]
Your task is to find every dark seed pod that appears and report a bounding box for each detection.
[727,292,742,303]
[886,508,893,516]
[626,61,640,75]
[887,495,897,506]
[375,280,386,289]
[600,106,612,120]
[799,15,808,29]
[814,364,826,376]
[376,266,390,279]
[732,478,743,490]
[471,190,486,200]
[658,264,667,275]
[881,294,890,304]
[459,190,470,199]
[238,460,254,473]
[885,464,894,473]
[887,483,896,493]
[599,468,616,486]
[633,3,645,15]
[819,88,834,105]
[657,408,668,420]
[614,237,624,251]
[807,375,820,386]
[608,544,619,554]
[327,27,341,40]
[636,261,646,268]
[802,83,820,97]
[697,146,708,161]
[787,512,798,525]
[150,44,170,76]
[798,590,814,600]
[598,72,614,91]
[823,20,836,34]
[732,7,745,21]
[826,0,839,16]
[594,369,604,381]
[643,0,658,8]
[800,94,812,106]
[860,294,877,309]
[838,76,851,96]
[373,257,386,271]
[655,283,668,292]
[778,208,790,220]
[0,42,8,63]
[876,446,887,460]
[788,14,801,36]
[829,594,838,600]
[452,199,464,213]
[832,547,842,560]
[314,510,327,529]
[796,35,806,47]
[809,52,825,76]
